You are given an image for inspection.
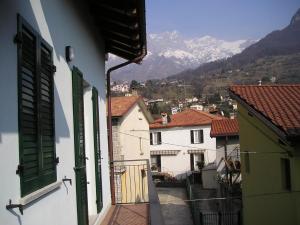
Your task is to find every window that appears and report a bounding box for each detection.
[151,155,161,172]
[150,132,161,145]
[190,130,204,144]
[17,15,57,197]
[281,158,291,191]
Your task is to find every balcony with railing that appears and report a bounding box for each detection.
[100,159,165,225]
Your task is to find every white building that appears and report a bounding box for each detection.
[0,1,146,225]
[111,96,153,161]
[111,83,130,93]
[171,106,180,115]
[149,109,222,178]
[190,104,204,111]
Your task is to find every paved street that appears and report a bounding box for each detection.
[157,187,194,225]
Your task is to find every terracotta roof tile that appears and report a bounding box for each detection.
[230,85,300,138]
[111,96,140,117]
[210,119,239,137]
[150,109,223,129]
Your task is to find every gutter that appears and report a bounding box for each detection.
[107,56,145,205]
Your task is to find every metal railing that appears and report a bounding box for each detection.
[228,146,240,162]
[199,211,242,225]
[186,175,242,225]
[112,159,149,204]
[111,159,165,225]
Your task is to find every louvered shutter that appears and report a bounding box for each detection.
[190,130,194,144]
[200,130,204,143]
[200,153,205,162]
[17,16,57,196]
[158,132,162,145]
[39,40,56,186]
[92,87,103,213]
[150,133,153,145]
[72,67,89,225]
[18,19,40,196]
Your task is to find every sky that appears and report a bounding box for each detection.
[146,0,300,40]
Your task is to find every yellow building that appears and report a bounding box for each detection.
[230,85,300,225]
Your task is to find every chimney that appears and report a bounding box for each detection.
[161,113,168,125]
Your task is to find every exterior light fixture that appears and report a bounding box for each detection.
[65,46,74,62]
[105,53,109,61]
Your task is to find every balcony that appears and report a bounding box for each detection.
[100,159,165,225]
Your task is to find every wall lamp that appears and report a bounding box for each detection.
[65,46,74,62]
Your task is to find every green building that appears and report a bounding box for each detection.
[230,85,300,225]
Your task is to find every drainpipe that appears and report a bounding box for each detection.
[107,56,144,205]
[224,136,229,185]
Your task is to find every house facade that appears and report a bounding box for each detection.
[210,119,240,181]
[0,1,146,225]
[149,109,222,178]
[230,85,300,225]
[111,96,153,161]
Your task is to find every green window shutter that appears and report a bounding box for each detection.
[18,17,40,196]
[92,87,103,213]
[17,15,57,197]
[39,40,57,186]
[158,132,162,144]
[72,67,89,225]
[190,130,194,144]
[200,130,204,143]
[150,133,153,145]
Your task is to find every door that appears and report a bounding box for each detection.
[72,67,89,225]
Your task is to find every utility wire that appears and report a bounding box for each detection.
[116,130,288,155]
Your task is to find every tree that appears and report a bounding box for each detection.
[130,80,140,90]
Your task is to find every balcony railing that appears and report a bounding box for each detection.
[113,159,149,204]
[111,159,165,225]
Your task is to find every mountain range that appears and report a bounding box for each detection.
[169,8,300,84]
[107,31,256,81]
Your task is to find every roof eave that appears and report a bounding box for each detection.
[210,132,239,138]
[150,122,212,130]
[88,0,147,62]
[229,89,291,144]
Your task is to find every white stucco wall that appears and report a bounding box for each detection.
[0,1,111,225]
[119,103,150,161]
[150,125,217,178]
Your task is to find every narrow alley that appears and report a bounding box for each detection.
[157,188,194,225]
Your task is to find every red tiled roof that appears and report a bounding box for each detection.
[210,119,239,137]
[111,96,140,117]
[230,85,300,139]
[150,109,223,129]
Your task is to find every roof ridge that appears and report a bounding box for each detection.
[231,84,300,87]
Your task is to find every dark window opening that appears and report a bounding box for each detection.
[281,158,291,191]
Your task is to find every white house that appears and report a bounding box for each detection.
[190,104,204,111]
[149,109,222,178]
[0,1,146,225]
[111,96,153,161]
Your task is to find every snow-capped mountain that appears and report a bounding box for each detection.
[107,31,256,81]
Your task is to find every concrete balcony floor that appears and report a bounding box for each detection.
[100,204,149,225]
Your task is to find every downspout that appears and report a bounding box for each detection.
[107,55,145,205]
[224,136,229,185]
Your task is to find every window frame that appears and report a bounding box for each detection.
[281,158,291,191]
[150,132,162,145]
[191,129,204,144]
